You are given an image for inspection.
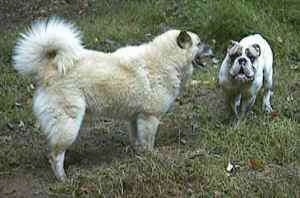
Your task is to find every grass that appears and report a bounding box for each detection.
[0,0,299,197]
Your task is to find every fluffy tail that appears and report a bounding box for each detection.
[13,18,84,77]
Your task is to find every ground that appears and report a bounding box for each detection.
[0,0,299,197]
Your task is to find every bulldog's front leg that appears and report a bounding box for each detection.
[232,94,241,118]
[235,95,257,126]
[224,90,241,119]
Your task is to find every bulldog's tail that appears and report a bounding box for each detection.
[12,18,84,77]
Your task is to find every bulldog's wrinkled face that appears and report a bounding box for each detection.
[227,41,261,82]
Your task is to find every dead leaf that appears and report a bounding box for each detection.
[79,183,97,194]
[271,111,280,120]
[248,159,265,171]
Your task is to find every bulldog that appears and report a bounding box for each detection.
[219,34,273,124]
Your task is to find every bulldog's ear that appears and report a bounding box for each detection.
[251,44,261,57]
[177,31,192,49]
[230,40,239,46]
[228,40,238,49]
[227,40,239,54]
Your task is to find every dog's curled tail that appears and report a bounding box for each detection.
[13,18,84,77]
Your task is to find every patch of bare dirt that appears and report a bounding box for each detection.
[0,0,90,31]
[0,175,32,198]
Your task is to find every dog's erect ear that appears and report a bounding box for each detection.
[177,31,192,49]
[228,40,239,49]
[230,40,239,46]
[227,40,240,55]
[250,44,261,57]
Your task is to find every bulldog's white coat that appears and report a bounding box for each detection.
[219,34,273,122]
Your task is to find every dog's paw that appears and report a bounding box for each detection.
[48,153,67,182]
[131,144,148,154]
[264,105,273,113]
[232,118,241,129]
[56,172,67,182]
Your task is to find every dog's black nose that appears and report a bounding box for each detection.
[238,58,247,65]
[238,67,244,74]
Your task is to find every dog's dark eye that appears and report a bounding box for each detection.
[246,49,256,63]
[248,55,256,63]
[230,53,240,60]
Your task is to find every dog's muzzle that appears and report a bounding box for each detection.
[193,44,214,67]
[230,57,255,82]
[234,66,254,82]
[192,54,205,67]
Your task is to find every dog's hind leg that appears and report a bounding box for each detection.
[262,68,273,113]
[34,89,86,181]
[134,114,159,151]
[47,116,84,181]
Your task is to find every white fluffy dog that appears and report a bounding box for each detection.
[13,18,212,181]
[219,34,273,124]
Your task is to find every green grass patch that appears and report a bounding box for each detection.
[0,0,299,197]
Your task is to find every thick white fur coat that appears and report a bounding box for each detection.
[13,18,201,180]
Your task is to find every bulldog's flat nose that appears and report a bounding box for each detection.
[238,58,247,65]
[238,67,244,74]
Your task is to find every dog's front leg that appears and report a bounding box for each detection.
[244,95,257,114]
[225,91,241,118]
[232,94,241,118]
[128,120,138,147]
[236,95,256,126]
[133,114,160,152]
